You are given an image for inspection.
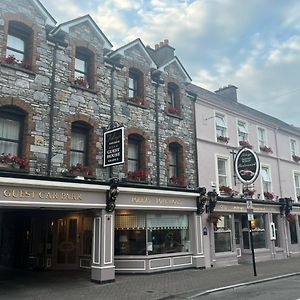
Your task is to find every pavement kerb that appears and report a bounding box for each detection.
[186,271,300,299]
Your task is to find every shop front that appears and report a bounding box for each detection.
[114,187,207,273]
[207,199,293,268]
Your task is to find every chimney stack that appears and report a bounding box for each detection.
[215,85,238,102]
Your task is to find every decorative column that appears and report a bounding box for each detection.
[91,209,115,283]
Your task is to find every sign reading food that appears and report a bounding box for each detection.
[234,147,260,184]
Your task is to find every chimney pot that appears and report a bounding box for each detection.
[164,39,169,45]
[159,41,164,47]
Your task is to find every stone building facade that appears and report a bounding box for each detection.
[0,0,202,283]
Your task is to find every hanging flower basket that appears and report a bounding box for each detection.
[286,213,297,223]
[208,212,221,229]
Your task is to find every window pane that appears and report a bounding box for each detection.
[7,34,24,52]
[238,122,247,134]
[291,140,297,156]
[216,115,226,128]
[75,57,86,73]
[0,117,20,140]
[218,159,226,175]
[290,222,298,244]
[6,48,24,62]
[70,151,84,165]
[128,142,138,160]
[261,167,271,182]
[71,132,85,151]
[214,215,232,252]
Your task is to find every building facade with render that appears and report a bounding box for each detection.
[192,84,300,267]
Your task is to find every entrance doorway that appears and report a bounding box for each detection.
[53,217,79,269]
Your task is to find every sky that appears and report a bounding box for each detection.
[42,0,300,127]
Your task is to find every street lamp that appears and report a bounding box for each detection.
[196,187,206,215]
[279,197,293,216]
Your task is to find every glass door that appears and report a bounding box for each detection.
[53,217,79,269]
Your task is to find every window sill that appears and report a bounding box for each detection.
[63,173,96,180]
[127,99,148,109]
[123,178,149,184]
[0,167,29,174]
[165,111,183,119]
[70,83,98,94]
[1,63,35,76]
[168,184,187,188]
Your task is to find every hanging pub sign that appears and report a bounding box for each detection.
[103,126,124,167]
[234,147,260,184]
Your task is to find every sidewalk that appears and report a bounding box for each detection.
[1,257,300,300]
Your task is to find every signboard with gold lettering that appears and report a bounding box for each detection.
[103,126,124,167]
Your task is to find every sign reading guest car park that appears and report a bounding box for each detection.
[103,126,124,167]
[234,147,260,184]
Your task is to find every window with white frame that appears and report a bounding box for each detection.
[290,139,297,157]
[261,166,272,194]
[217,157,229,187]
[238,121,248,142]
[258,127,266,148]
[216,114,226,139]
[294,173,300,201]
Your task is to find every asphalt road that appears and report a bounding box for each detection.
[191,275,300,300]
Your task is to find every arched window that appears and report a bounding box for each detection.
[167,83,180,115]
[70,121,91,166]
[0,106,25,156]
[168,142,185,186]
[6,21,33,66]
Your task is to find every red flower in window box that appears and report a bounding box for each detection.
[167,106,180,115]
[68,163,90,176]
[243,188,255,196]
[217,136,230,143]
[239,140,253,149]
[260,146,273,153]
[0,153,29,169]
[129,96,147,106]
[74,76,89,88]
[264,191,275,200]
[219,185,233,194]
[2,55,32,70]
[169,175,186,187]
[292,155,300,162]
[127,169,147,181]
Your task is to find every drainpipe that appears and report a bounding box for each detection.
[109,64,115,179]
[274,127,283,197]
[47,42,58,177]
[154,81,160,186]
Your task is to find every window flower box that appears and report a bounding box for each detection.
[169,175,186,187]
[74,76,89,89]
[1,55,32,70]
[260,146,273,153]
[167,106,180,116]
[129,96,147,107]
[127,169,147,182]
[217,136,229,143]
[66,163,91,177]
[219,185,233,195]
[239,140,252,149]
[0,153,29,169]
[264,191,275,200]
[292,155,300,163]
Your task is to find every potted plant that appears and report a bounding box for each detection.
[127,169,147,181]
[243,188,255,197]
[0,153,29,169]
[239,140,253,149]
[217,136,230,143]
[208,212,221,229]
[260,145,273,153]
[74,76,89,88]
[286,213,297,223]
[2,55,32,70]
[264,191,275,200]
[129,96,147,106]
[169,175,186,187]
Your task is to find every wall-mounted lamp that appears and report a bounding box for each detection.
[196,187,206,215]
[206,191,218,213]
